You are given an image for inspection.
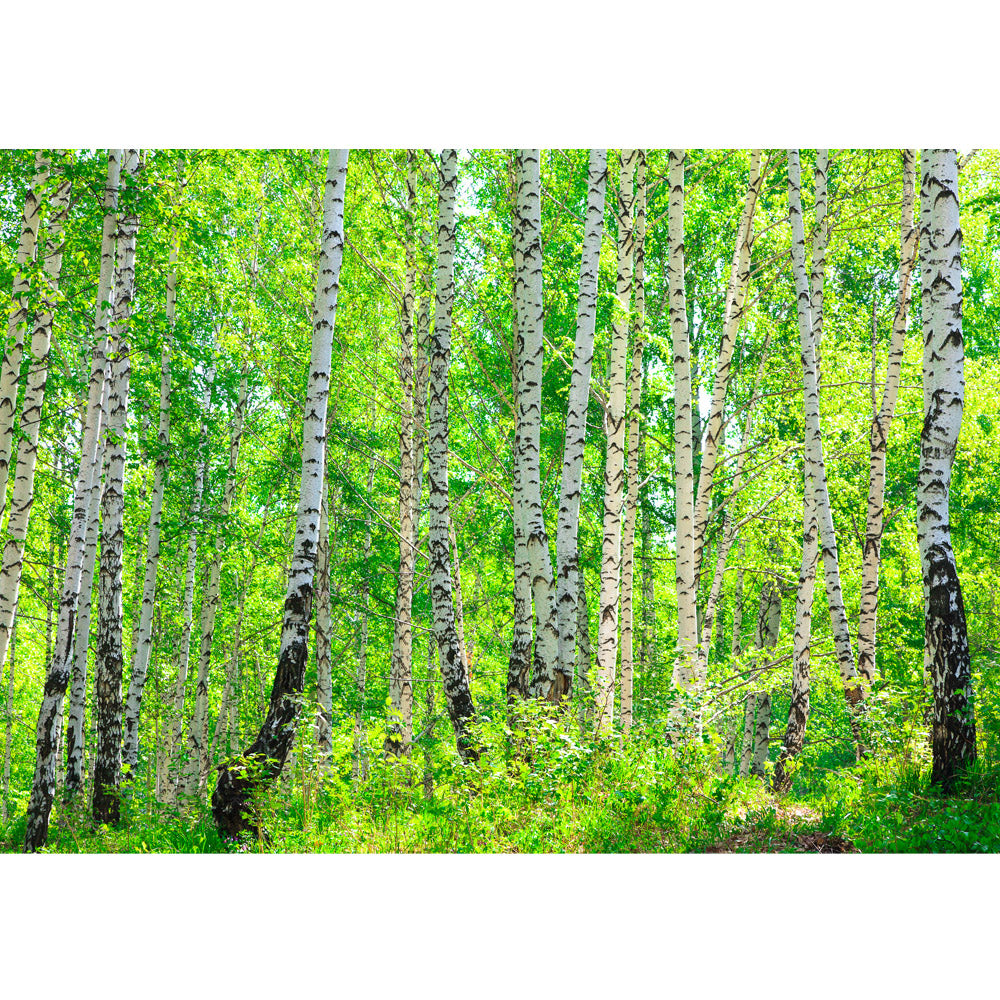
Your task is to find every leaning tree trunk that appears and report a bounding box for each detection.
[24,150,123,848]
[387,151,419,756]
[788,149,862,716]
[773,476,819,793]
[668,149,699,725]
[0,152,49,528]
[183,369,248,797]
[212,148,349,840]
[554,148,607,689]
[93,148,141,825]
[857,149,918,688]
[0,161,71,690]
[620,150,646,735]
[595,148,637,734]
[513,150,560,700]
[426,149,478,760]
[918,148,976,791]
[122,236,178,776]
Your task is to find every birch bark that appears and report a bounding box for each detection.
[93,148,141,825]
[918,148,975,791]
[426,149,478,760]
[315,481,333,755]
[212,149,348,840]
[788,149,861,710]
[857,149,918,687]
[620,150,646,735]
[554,149,607,689]
[595,149,637,733]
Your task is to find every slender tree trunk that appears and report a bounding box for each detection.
[738,693,756,777]
[314,481,333,755]
[122,235,179,775]
[0,152,49,527]
[0,159,71,688]
[93,148,141,825]
[511,150,560,699]
[750,692,771,778]
[919,148,975,791]
[595,148,637,733]
[387,152,419,756]
[554,148,607,689]
[575,560,592,733]
[691,152,764,589]
[668,149,699,722]
[25,151,122,847]
[774,477,818,793]
[212,149,349,840]
[731,538,746,657]
[620,150,646,735]
[857,149,918,688]
[1,622,15,822]
[426,149,478,760]
[184,370,248,796]
[352,448,376,782]
[788,149,861,712]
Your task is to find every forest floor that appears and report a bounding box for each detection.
[698,800,859,853]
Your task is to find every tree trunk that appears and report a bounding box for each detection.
[918,148,975,791]
[595,148,637,734]
[314,481,333,755]
[352,448,376,782]
[620,150,646,735]
[93,148,141,825]
[24,150,122,847]
[426,149,478,760]
[668,149,699,723]
[738,692,756,777]
[750,692,771,779]
[122,232,179,776]
[857,149,918,688]
[1,622,15,822]
[731,538,746,657]
[788,149,862,713]
[575,560,592,733]
[212,149,348,841]
[554,148,607,690]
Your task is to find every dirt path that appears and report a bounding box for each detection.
[701,801,859,854]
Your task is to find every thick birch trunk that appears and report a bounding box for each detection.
[184,369,248,796]
[788,149,861,711]
[595,149,637,733]
[212,149,348,840]
[122,237,178,775]
[0,152,49,527]
[774,477,818,793]
[555,149,607,688]
[24,152,124,847]
[857,150,918,687]
[0,162,71,686]
[918,149,975,791]
[387,152,418,756]
[93,148,141,825]
[692,152,764,593]
[738,693,756,777]
[512,150,560,699]
[575,560,592,733]
[426,149,478,760]
[750,692,771,778]
[668,149,699,719]
[620,150,646,735]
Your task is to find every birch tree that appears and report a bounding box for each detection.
[595,148,637,733]
[24,150,121,847]
[857,149,918,687]
[554,149,607,688]
[93,148,141,825]
[918,148,976,791]
[788,149,862,713]
[212,148,349,840]
[425,148,477,760]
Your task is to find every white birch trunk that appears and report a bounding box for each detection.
[122,237,178,775]
[555,149,607,688]
[1,622,15,821]
[212,149,348,840]
[0,152,49,528]
[315,480,333,754]
[620,150,646,735]
[750,691,771,778]
[24,151,124,847]
[426,149,478,760]
[857,149,918,687]
[787,149,861,710]
[918,148,976,790]
[513,150,560,699]
[595,149,637,734]
[738,693,756,777]
[668,149,699,719]
[93,148,141,825]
